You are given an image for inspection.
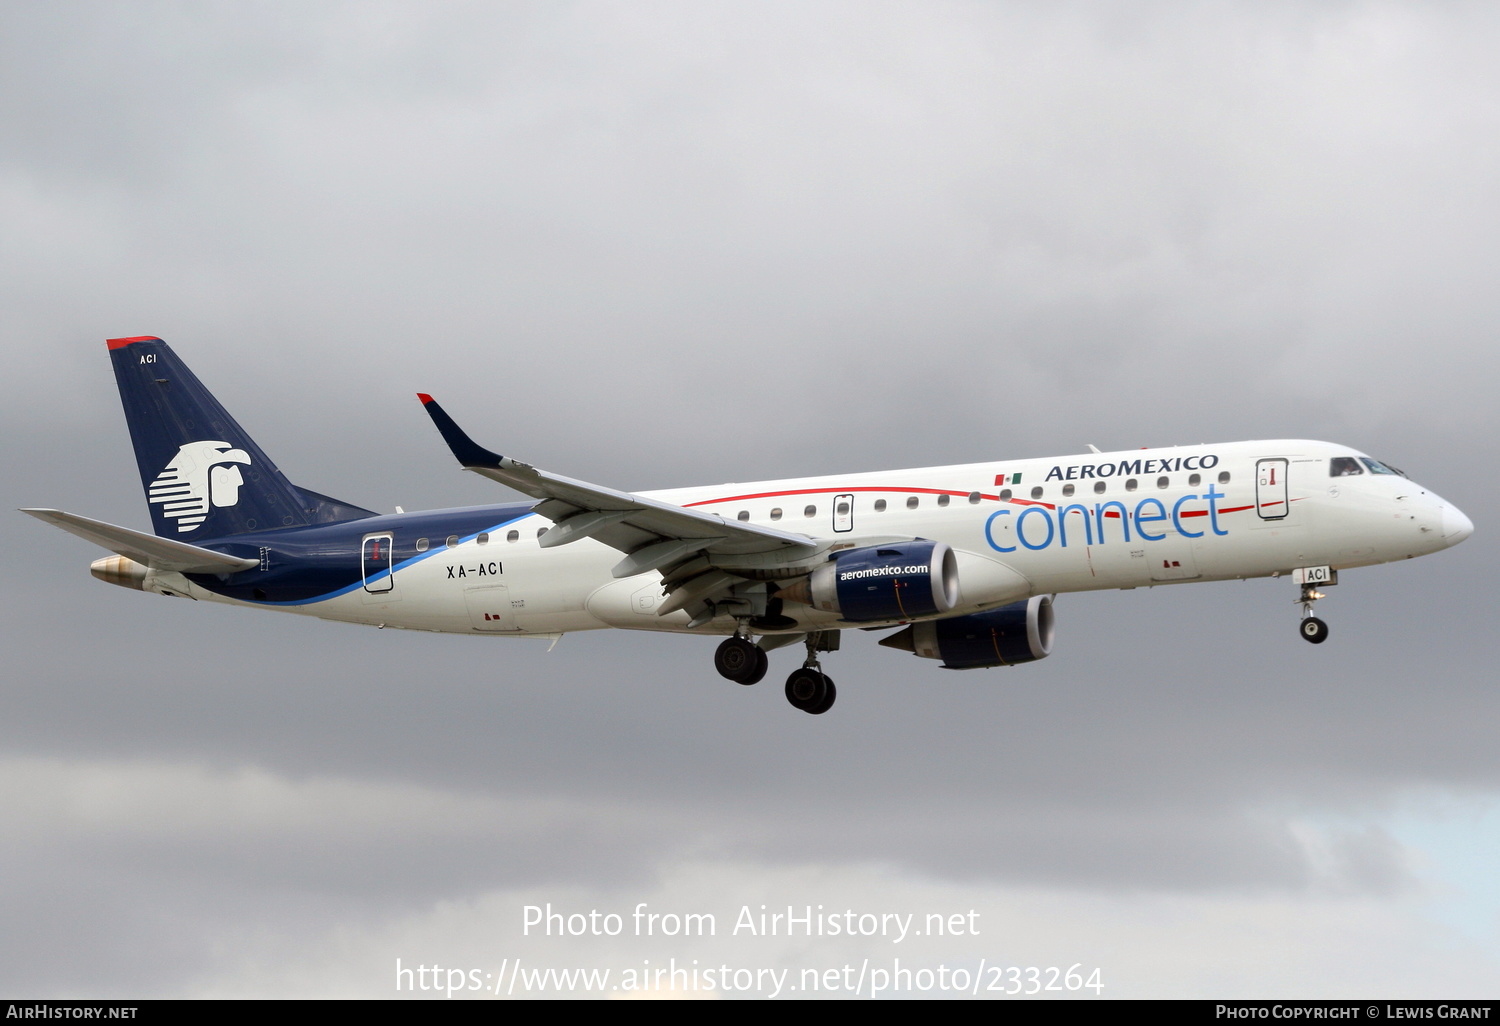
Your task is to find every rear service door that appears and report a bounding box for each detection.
[362,533,394,593]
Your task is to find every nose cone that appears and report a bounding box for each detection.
[1442,503,1475,545]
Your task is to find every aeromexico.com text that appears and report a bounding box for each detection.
[839,565,930,581]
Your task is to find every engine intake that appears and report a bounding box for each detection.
[879,595,1054,668]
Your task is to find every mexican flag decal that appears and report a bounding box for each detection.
[994,472,1022,486]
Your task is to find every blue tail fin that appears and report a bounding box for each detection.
[107,336,376,538]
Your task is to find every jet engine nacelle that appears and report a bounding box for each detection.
[784,540,959,623]
[880,595,1055,669]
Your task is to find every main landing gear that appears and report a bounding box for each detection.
[784,666,836,715]
[714,635,768,685]
[714,630,839,714]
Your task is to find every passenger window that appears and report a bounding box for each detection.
[1156,476,1169,489]
[836,501,850,516]
[906,496,919,509]
[477,532,489,545]
[737,510,749,522]
[770,507,783,520]
[536,528,547,539]
[1330,457,1364,477]
[804,505,816,518]
[874,499,887,512]
[415,538,429,552]
[937,494,950,507]
[1125,479,1138,492]
[968,491,981,504]
[1030,486,1043,500]
[1188,473,1201,486]
[1062,484,1075,497]
[1218,471,1230,484]
[1093,481,1106,494]
[506,530,519,543]
[1000,489,1013,501]
[446,535,459,548]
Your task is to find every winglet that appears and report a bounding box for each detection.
[418,394,507,468]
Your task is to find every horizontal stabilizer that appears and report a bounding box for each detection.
[19,508,259,574]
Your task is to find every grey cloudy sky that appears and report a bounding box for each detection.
[3,1,1498,998]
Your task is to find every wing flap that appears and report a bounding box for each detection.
[537,509,635,549]
[657,570,738,616]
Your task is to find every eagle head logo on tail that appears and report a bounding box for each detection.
[147,440,252,533]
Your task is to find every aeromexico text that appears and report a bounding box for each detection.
[1043,453,1220,481]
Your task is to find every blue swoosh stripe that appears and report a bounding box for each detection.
[257,512,537,607]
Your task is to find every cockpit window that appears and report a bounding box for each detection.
[1361,457,1403,476]
[1330,457,1364,477]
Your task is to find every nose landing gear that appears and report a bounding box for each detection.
[1293,567,1337,644]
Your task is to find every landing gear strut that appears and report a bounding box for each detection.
[714,635,768,685]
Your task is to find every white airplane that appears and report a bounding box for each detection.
[23,337,1474,715]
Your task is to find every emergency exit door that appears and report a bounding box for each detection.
[832,493,854,533]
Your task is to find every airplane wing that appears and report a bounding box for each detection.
[419,395,822,622]
[419,394,819,570]
[19,508,260,574]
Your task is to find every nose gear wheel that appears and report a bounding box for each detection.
[1299,616,1329,644]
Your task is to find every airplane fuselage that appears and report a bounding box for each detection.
[120,438,1468,639]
